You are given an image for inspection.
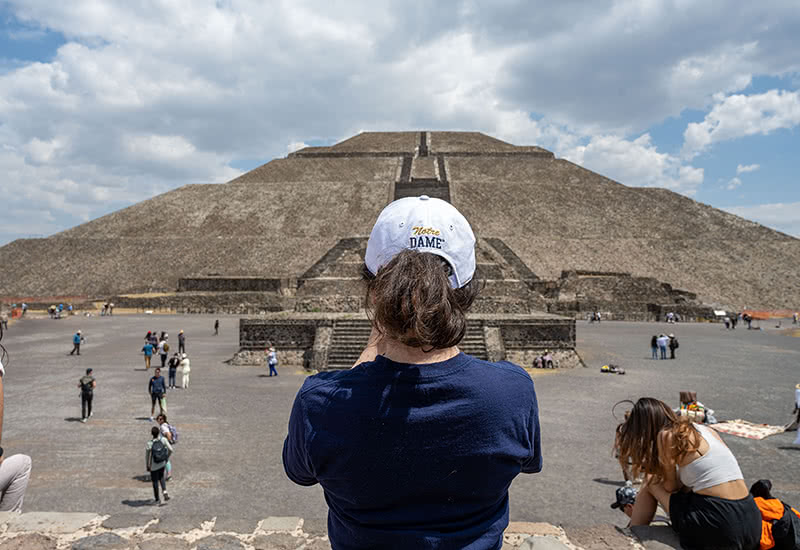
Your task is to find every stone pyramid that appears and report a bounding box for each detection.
[1,131,798,310]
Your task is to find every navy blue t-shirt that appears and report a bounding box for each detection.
[283,352,542,550]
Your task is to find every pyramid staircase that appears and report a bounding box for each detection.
[324,318,487,371]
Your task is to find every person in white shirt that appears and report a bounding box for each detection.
[157,337,169,368]
[179,353,191,389]
[656,334,669,360]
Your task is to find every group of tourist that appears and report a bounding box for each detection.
[2,195,796,546]
[650,333,679,359]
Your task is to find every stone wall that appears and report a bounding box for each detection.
[112,292,293,315]
[237,315,577,370]
[497,320,575,350]
[178,277,287,293]
[239,319,321,351]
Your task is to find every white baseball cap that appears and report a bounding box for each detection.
[365,195,476,288]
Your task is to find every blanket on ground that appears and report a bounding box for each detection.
[710,420,785,440]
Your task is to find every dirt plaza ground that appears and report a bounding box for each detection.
[1,313,798,529]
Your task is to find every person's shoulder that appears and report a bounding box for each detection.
[297,369,364,397]
[466,356,533,383]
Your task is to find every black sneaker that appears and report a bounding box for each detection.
[151,499,161,506]
[163,491,171,501]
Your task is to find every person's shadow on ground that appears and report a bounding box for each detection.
[134,417,153,421]
[121,499,154,507]
[63,417,84,422]
[132,474,151,482]
[592,477,627,487]
[133,368,148,371]
[778,446,800,451]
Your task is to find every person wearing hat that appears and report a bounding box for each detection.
[179,353,190,389]
[78,368,96,423]
[267,347,278,377]
[69,330,85,356]
[611,481,639,518]
[668,333,679,360]
[178,330,186,354]
[283,196,542,550]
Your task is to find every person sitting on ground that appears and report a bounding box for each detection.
[283,196,542,550]
[749,479,800,550]
[617,397,761,549]
[0,333,32,512]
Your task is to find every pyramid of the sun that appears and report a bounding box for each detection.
[1,131,798,310]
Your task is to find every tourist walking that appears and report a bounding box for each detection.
[167,352,180,389]
[157,336,169,368]
[283,196,542,549]
[142,340,154,370]
[267,347,278,377]
[156,414,177,480]
[617,397,760,549]
[214,319,219,335]
[69,330,84,355]
[0,313,7,331]
[668,334,679,360]
[179,353,190,389]
[148,368,167,421]
[656,334,669,360]
[145,426,172,505]
[78,368,96,423]
[650,335,658,360]
[178,330,186,354]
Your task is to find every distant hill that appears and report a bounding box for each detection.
[0,131,797,309]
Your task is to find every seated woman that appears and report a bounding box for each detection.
[616,397,761,550]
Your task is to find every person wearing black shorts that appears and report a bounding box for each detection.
[617,398,760,549]
[78,368,96,423]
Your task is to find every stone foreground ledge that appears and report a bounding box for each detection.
[0,513,681,549]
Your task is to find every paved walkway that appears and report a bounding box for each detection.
[1,314,798,547]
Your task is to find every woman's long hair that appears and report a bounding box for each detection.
[615,397,700,484]
[363,249,480,351]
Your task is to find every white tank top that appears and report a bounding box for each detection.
[678,424,743,491]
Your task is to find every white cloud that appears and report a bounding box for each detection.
[723,202,800,237]
[0,1,799,244]
[287,141,309,154]
[736,163,760,174]
[727,177,742,190]
[564,133,704,193]
[683,89,800,157]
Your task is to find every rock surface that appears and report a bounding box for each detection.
[0,513,684,549]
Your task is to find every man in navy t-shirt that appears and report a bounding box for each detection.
[283,353,541,549]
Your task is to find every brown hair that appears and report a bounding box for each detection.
[615,397,700,483]
[364,249,480,350]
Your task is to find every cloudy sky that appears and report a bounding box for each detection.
[1,0,798,245]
